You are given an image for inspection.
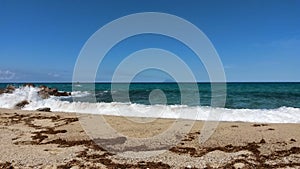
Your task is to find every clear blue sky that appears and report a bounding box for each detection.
[0,0,299,82]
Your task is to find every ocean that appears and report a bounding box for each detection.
[0,82,299,123]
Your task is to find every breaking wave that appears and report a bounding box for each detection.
[0,86,300,123]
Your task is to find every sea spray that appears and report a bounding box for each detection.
[0,86,300,123]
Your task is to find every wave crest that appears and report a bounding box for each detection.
[0,86,299,123]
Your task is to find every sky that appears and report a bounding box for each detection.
[0,0,299,82]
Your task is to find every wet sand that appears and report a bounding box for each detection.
[1,108,300,168]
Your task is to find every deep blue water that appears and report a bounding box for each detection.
[1,82,299,109]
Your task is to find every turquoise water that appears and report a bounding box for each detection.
[1,82,299,109]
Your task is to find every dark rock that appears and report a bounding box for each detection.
[36,107,51,112]
[0,85,16,95]
[291,138,296,142]
[6,85,15,91]
[39,85,48,90]
[260,139,266,144]
[0,89,4,95]
[54,91,71,96]
[23,83,35,87]
[48,88,58,95]
[38,85,71,99]
[5,85,15,93]
[15,100,29,109]
[38,90,50,99]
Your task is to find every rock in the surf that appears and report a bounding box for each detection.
[36,107,51,112]
[53,91,70,96]
[0,85,16,95]
[0,88,4,95]
[38,90,50,99]
[38,85,71,99]
[15,100,29,109]
[23,83,35,87]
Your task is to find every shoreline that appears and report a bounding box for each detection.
[1,84,300,124]
[3,107,300,125]
[1,108,300,168]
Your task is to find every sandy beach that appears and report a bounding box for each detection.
[1,0,300,167]
[0,108,299,168]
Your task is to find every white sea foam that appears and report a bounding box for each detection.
[0,87,300,123]
[71,91,90,97]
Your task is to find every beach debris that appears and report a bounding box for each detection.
[260,138,266,144]
[0,162,13,169]
[36,107,51,112]
[252,124,268,127]
[14,100,29,109]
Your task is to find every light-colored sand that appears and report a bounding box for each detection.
[1,108,300,168]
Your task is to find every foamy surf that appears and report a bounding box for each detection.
[0,86,300,123]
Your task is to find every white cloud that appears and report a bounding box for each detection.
[0,70,15,80]
[48,72,60,77]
